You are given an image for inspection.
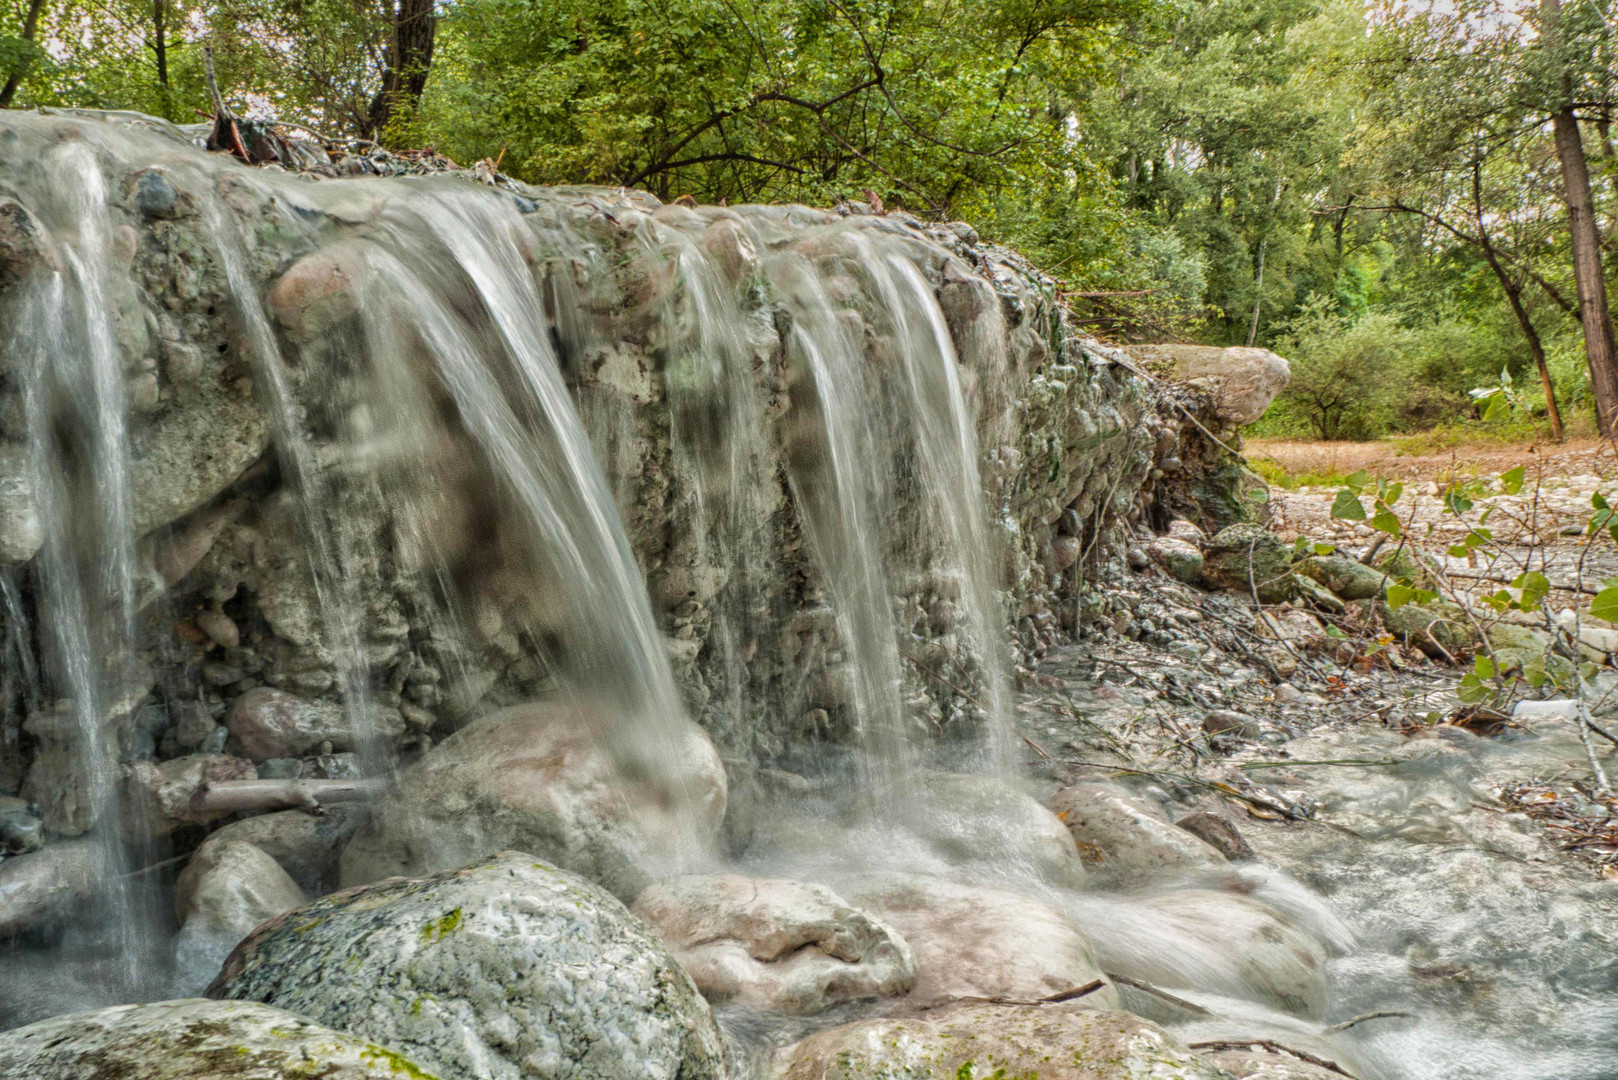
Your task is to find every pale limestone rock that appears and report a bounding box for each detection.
[631,873,915,1014]
[1047,783,1225,882]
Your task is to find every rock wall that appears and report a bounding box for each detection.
[0,109,1192,839]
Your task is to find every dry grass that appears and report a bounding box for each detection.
[1247,437,1618,487]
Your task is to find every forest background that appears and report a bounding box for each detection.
[4,0,1616,447]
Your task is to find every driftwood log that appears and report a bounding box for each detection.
[189,778,385,816]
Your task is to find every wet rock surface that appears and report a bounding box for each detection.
[0,997,443,1080]
[774,1000,1226,1080]
[630,873,915,1014]
[339,702,727,900]
[211,851,725,1080]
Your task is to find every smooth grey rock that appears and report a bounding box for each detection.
[0,838,99,939]
[1148,535,1205,584]
[1075,889,1331,1018]
[1124,344,1290,427]
[1203,710,1262,740]
[631,873,915,1015]
[775,1000,1224,1080]
[339,701,726,901]
[845,873,1118,1008]
[211,851,724,1080]
[1047,783,1225,882]
[1175,811,1255,861]
[0,795,44,855]
[173,839,307,989]
[900,771,1084,886]
[0,998,442,1079]
[206,805,363,894]
[226,687,404,761]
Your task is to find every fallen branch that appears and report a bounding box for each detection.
[1104,972,1213,1017]
[189,778,385,816]
[1324,1010,1413,1033]
[950,978,1108,1008]
[1187,1038,1357,1078]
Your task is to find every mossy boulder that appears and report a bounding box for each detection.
[1298,554,1387,601]
[1200,522,1296,602]
[0,998,442,1080]
[1485,623,1572,682]
[210,851,724,1080]
[1380,599,1480,658]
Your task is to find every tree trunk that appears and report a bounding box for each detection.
[1545,0,1618,435]
[366,0,437,140]
[1473,162,1564,441]
[153,0,167,87]
[0,0,48,109]
[1246,238,1266,348]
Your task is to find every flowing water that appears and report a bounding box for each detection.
[1,113,1613,1080]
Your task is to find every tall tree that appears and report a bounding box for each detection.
[0,0,47,108]
[367,0,437,138]
[1541,0,1618,433]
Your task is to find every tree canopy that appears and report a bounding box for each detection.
[4,0,1616,439]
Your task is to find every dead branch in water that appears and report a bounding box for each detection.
[1188,1038,1357,1078]
[189,778,385,816]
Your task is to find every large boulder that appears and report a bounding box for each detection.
[1047,783,1225,883]
[0,998,442,1080]
[1124,344,1290,427]
[210,851,724,1080]
[774,1000,1226,1080]
[845,874,1118,1008]
[631,873,915,1015]
[1200,523,1296,603]
[1072,889,1331,1018]
[172,838,307,990]
[339,701,726,900]
[1380,598,1480,658]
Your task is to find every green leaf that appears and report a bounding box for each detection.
[1386,583,1415,610]
[1474,655,1495,679]
[1482,393,1509,422]
[1512,571,1550,608]
[1370,507,1401,536]
[1523,661,1547,688]
[1448,544,1471,558]
[1594,492,1609,511]
[1330,489,1366,521]
[1456,672,1491,704]
[1499,466,1525,495]
[1383,481,1404,506]
[1312,542,1335,555]
[1414,587,1439,605]
[1343,470,1367,494]
[1589,586,1618,623]
[1444,488,1473,515]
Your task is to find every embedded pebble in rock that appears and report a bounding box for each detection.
[1072,889,1331,1018]
[173,839,307,990]
[0,998,443,1080]
[630,873,915,1014]
[774,1000,1226,1080]
[226,687,404,762]
[1047,782,1225,882]
[845,874,1118,1008]
[210,851,724,1080]
[339,701,726,900]
[1175,811,1255,861]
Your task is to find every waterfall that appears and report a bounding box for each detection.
[0,114,1035,1004]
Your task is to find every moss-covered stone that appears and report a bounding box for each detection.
[1380,599,1480,658]
[1298,554,1387,601]
[1200,522,1296,602]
